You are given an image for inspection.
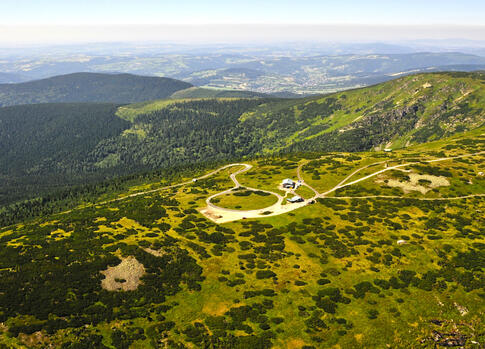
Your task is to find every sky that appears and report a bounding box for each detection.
[1,0,484,44]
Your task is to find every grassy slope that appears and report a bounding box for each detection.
[170,86,268,99]
[241,71,485,152]
[0,129,483,348]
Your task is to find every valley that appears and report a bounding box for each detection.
[1,71,484,209]
[2,48,485,94]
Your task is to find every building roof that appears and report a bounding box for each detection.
[283,178,295,184]
[287,195,303,203]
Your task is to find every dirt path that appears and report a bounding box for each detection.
[61,151,483,224]
[98,163,252,206]
[201,150,483,223]
[319,151,485,198]
[296,160,320,196]
[332,194,485,201]
[201,164,304,223]
[205,164,285,212]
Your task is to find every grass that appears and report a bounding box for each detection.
[211,190,279,210]
[295,185,315,199]
[116,96,254,122]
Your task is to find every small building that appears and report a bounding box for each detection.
[397,240,407,245]
[192,178,197,182]
[282,178,296,189]
[287,195,304,203]
[295,180,302,189]
[384,148,392,152]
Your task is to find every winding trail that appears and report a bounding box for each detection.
[296,160,320,196]
[318,151,484,198]
[62,150,483,223]
[97,163,249,206]
[205,164,284,212]
[200,150,484,223]
[201,164,304,223]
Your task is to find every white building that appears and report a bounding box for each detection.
[287,195,304,203]
[282,178,295,188]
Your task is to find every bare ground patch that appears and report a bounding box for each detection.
[101,256,145,291]
[143,247,165,257]
[378,172,450,194]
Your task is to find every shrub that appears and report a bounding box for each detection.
[256,270,277,279]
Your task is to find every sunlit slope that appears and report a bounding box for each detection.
[0,129,483,348]
[241,71,485,152]
[170,86,268,99]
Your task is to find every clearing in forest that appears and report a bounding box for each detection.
[100,256,145,291]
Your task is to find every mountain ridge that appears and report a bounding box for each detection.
[0,72,193,106]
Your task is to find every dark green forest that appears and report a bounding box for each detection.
[0,72,192,106]
[0,103,130,205]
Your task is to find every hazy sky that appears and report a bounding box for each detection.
[1,0,484,43]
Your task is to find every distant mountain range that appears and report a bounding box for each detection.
[2,51,485,94]
[175,52,485,94]
[0,72,27,84]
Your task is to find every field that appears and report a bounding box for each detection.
[211,189,279,210]
[0,129,483,348]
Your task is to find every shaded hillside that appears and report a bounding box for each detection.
[0,73,192,106]
[0,103,130,204]
[0,99,268,205]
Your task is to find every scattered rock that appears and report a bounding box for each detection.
[144,247,165,257]
[454,302,469,316]
[378,172,450,194]
[424,330,467,347]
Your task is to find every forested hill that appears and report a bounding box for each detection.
[1,72,484,205]
[0,103,130,205]
[0,73,193,106]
